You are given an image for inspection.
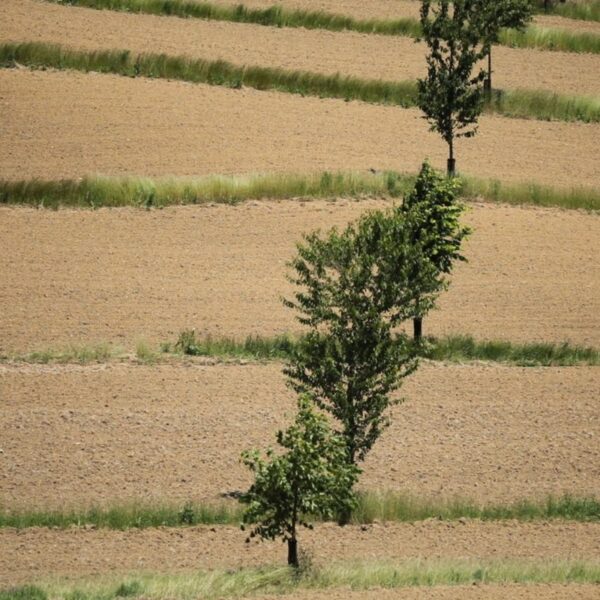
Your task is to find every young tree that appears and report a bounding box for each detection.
[472,0,533,98]
[240,396,359,567]
[417,0,486,175]
[401,161,471,341]
[284,220,429,470]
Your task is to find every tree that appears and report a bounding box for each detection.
[472,0,533,98]
[240,396,359,567]
[284,206,445,477]
[418,0,486,175]
[401,161,471,341]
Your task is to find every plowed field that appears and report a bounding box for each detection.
[1,69,599,187]
[2,520,600,586]
[1,361,598,510]
[2,0,600,97]
[1,201,599,353]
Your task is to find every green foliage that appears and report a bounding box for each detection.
[499,25,600,53]
[418,1,486,172]
[115,581,142,597]
[400,162,470,337]
[240,396,359,563]
[284,206,442,463]
[474,0,533,46]
[0,587,47,600]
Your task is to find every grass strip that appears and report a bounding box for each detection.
[169,332,600,367]
[2,42,599,125]
[7,559,600,600]
[1,170,599,212]
[50,0,600,53]
[4,334,599,367]
[536,0,600,22]
[2,493,598,530]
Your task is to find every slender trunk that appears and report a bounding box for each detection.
[287,538,298,568]
[413,317,423,342]
[484,48,492,99]
[288,492,299,567]
[447,137,455,176]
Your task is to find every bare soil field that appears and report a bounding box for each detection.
[1,69,600,188]
[2,0,600,97]
[212,0,600,34]
[2,520,600,586]
[1,200,599,353]
[1,361,598,510]
[254,586,600,600]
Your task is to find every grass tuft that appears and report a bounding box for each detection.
[0,587,47,600]
[13,343,118,364]
[50,0,600,52]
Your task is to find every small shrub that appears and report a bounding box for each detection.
[114,581,142,597]
[174,329,199,355]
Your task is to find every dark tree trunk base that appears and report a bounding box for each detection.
[447,158,456,176]
[413,317,423,342]
[288,538,299,567]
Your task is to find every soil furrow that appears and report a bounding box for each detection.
[1,198,599,353]
[1,521,599,586]
[1,362,599,510]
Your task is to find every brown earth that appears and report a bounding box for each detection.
[254,586,600,600]
[1,200,599,353]
[1,361,598,510]
[212,0,600,35]
[2,0,600,97]
[1,520,600,586]
[1,69,600,188]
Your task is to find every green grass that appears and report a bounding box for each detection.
[50,0,600,53]
[3,333,598,367]
[2,42,599,125]
[0,171,413,210]
[536,0,600,22]
[1,493,598,530]
[14,559,600,599]
[499,25,600,53]
[5,343,120,364]
[172,331,600,367]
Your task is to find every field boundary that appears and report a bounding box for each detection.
[2,42,599,125]
[2,334,598,367]
[2,493,598,529]
[7,559,600,600]
[48,0,600,53]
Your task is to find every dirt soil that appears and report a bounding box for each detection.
[1,69,599,187]
[254,586,600,600]
[2,520,600,586]
[1,361,598,510]
[2,0,600,97]
[1,201,599,353]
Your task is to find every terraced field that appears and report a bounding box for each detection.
[1,0,599,599]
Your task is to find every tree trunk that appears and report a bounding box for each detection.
[287,538,299,568]
[447,138,455,176]
[413,317,423,342]
[484,48,492,100]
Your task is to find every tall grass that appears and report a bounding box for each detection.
[50,0,600,53]
[0,171,411,210]
[1,493,598,530]
[25,559,600,600]
[172,331,600,367]
[500,25,600,53]
[536,0,600,22]
[2,42,599,124]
